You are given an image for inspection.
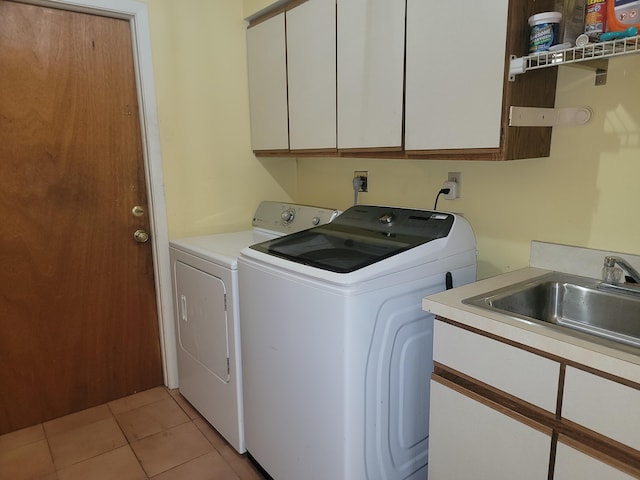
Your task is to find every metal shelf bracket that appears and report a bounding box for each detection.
[509,106,593,127]
[566,58,610,85]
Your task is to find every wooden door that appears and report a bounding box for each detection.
[0,1,163,434]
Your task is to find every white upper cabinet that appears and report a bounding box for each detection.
[286,0,336,150]
[246,13,289,151]
[337,0,405,150]
[246,0,555,159]
[405,0,509,151]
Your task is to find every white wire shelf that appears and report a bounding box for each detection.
[509,35,640,84]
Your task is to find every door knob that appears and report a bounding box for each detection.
[133,229,149,243]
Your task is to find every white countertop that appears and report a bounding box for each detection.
[423,267,640,384]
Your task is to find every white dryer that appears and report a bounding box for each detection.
[238,205,477,479]
[169,202,339,453]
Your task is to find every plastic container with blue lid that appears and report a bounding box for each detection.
[528,12,563,53]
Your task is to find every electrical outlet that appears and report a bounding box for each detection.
[447,172,461,198]
[354,171,368,192]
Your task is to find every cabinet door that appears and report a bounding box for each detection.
[246,13,289,151]
[286,0,336,150]
[405,0,509,151]
[337,0,405,149]
[429,380,551,480]
[562,366,640,451]
[554,440,637,480]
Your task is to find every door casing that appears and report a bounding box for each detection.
[19,0,178,388]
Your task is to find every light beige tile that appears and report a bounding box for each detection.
[131,422,212,477]
[170,391,202,420]
[57,445,146,480]
[43,405,113,437]
[193,418,227,451]
[217,445,264,480]
[108,387,171,416]
[116,397,189,442]
[0,438,55,480]
[0,423,45,452]
[192,419,263,479]
[150,451,239,480]
[48,417,127,469]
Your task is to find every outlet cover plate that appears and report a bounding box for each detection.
[447,172,461,198]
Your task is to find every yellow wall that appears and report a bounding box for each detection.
[243,0,279,18]
[145,0,639,279]
[295,58,640,278]
[142,0,296,238]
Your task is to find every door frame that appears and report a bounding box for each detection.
[17,0,178,388]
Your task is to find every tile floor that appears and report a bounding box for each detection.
[0,387,266,480]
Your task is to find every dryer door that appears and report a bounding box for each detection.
[175,261,230,382]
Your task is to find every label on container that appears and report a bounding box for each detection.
[585,0,608,39]
[614,0,640,25]
[530,22,560,52]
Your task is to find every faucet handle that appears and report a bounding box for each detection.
[603,266,623,284]
[603,256,623,283]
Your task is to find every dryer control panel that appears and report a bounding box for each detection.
[252,201,340,235]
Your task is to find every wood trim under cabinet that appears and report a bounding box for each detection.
[433,363,556,436]
[558,433,640,478]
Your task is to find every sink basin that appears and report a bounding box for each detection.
[463,272,640,349]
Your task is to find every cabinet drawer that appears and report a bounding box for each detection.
[563,366,640,451]
[433,320,560,412]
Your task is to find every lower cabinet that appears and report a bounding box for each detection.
[430,318,640,480]
[554,439,637,480]
[429,379,551,479]
[562,366,640,452]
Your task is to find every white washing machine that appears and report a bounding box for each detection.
[169,201,339,453]
[238,205,477,479]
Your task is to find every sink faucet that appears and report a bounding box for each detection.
[600,256,640,296]
[603,256,640,284]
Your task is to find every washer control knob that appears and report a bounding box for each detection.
[311,216,321,226]
[281,208,296,224]
[378,213,394,225]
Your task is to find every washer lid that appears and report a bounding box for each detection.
[248,205,455,273]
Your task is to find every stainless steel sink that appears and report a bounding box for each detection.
[463,272,640,349]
